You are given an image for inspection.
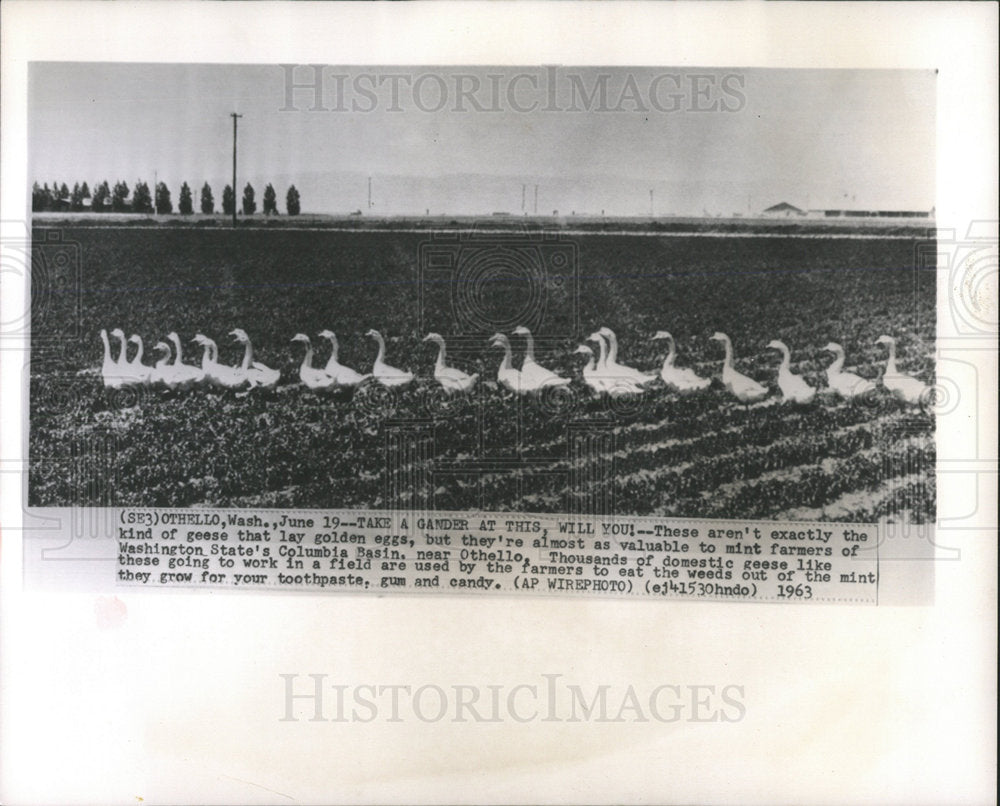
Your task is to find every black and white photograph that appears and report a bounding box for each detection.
[28,63,938,523]
[2,3,996,806]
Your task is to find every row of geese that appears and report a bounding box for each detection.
[96,326,930,406]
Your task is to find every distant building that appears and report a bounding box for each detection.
[807,208,934,219]
[761,202,806,217]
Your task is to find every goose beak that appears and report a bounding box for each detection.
[651,331,670,340]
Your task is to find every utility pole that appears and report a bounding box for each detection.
[230,112,242,227]
[534,184,538,215]
[521,184,526,213]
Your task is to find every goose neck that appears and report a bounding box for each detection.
[169,335,183,365]
[114,334,128,365]
[828,349,844,373]
[496,340,512,371]
[777,345,790,371]
[300,341,314,370]
[240,339,254,371]
[132,337,144,364]
[433,338,447,369]
[664,335,676,367]
[884,341,898,374]
[100,330,111,361]
[721,337,733,369]
[372,333,385,364]
[522,331,536,362]
[605,332,618,363]
[594,337,608,370]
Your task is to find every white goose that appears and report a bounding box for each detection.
[99,329,125,388]
[165,332,205,390]
[191,333,243,390]
[767,339,816,404]
[651,331,711,392]
[423,333,479,393]
[317,330,370,387]
[291,334,338,392]
[511,326,569,388]
[125,335,153,386]
[876,335,929,405]
[230,328,281,390]
[822,342,876,400]
[110,328,130,372]
[149,341,173,387]
[598,327,657,387]
[489,333,523,393]
[711,332,769,404]
[366,329,414,387]
[574,344,610,395]
[586,332,646,395]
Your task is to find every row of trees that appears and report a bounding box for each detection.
[31,181,301,216]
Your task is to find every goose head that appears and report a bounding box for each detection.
[111,327,126,341]
[489,333,509,348]
[128,335,142,345]
[586,331,605,343]
[766,339,788,352]
[710,332,728,343]
[651,331,673,341]
[875,335,895,347]
[365,329,382,339]
[229,328,250,343]
[291,333,311,345]
[820,342,842,354]
[154,341,171,355]
[167,331,181,346]
[574,345,594,357]
[317,329,336,341]
[512,326,531,337]
[422,333,444,345]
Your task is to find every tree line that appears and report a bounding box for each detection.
[31,180,301,216]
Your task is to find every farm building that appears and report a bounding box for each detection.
[807,207,934,219]
[761,202,806,217]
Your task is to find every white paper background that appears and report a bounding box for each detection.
[2,2,996,804]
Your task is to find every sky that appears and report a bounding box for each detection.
[28,64,936,216]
